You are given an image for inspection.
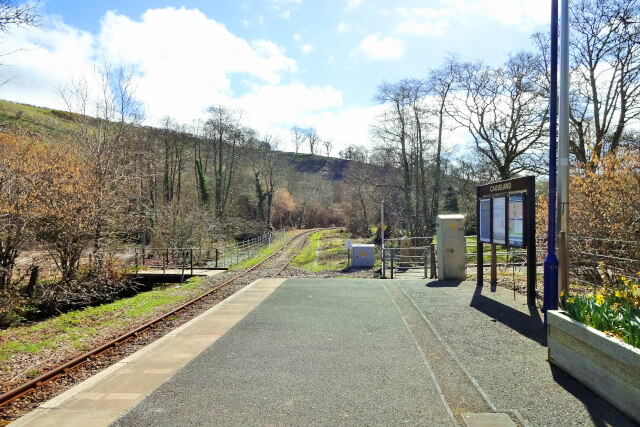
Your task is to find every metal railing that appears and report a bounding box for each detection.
[381,245,436,279]
[385,233,638,292]
[133,229,286,273]
[382,235,548,281]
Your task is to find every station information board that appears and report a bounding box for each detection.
[479,198,491,243]
[476,176,536,306]
[492,196,506,244]
[508,193,525,247]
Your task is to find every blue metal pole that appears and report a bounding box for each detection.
[543,0,560,325]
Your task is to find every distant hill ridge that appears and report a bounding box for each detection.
[0,98,365,184]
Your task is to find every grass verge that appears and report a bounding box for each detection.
[229,232,295,270]
[0,277,208,365]
[293,229,352,272]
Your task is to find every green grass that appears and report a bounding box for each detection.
[0,276,209,362]
[230,233,292,270]
[292,231,323,268]
[0,99,81,137]
[293,229,352,272]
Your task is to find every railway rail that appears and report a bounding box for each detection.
[0,228,319,420]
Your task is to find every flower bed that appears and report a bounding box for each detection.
[561,274,640,349]
[547,273,640,422]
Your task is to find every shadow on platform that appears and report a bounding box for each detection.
[426,280,464,288]
[470,285,546,346]
[550,365,636,426]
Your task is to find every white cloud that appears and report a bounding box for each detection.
[94,8,297,122]
[312,105,383,153]
[0,18,96,110]
[477,0,548,29]
[229,83,343,135]
[292,33,312,54]
[436,0,547,31]
[279,10,291,20]
[347,0,364,10]
[384,1,548,38]
[268,0,301,20]
[242,19,249,27]
[269,0,302,5]
[336,21,350,32]
[0,7,383,155]
[395,7,452,37]
[258,104,384,154]
[355,33,404,60]
[0,8,301,125]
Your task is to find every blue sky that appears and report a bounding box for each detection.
[2,0,550,153]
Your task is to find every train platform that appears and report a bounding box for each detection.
[14,278,635,426]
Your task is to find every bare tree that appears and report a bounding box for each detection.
[306,127,319,155]
[426,56,457,226]
[323,138,333,157]
[405,78,430,234]
[448,53,548,180]
[58,61,143,261]
[568,0,640,168]
[248,133,279,226]
[0,0,39,86]
[204,105,242,218]
[291,126,305,154]
[373,80,413,232]
[0,1,38,32]
[338,144,369,162]
[159,117,187,205]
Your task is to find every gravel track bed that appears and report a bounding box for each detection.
[1,232,344,424]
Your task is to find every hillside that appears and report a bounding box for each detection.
[0,99,385,242]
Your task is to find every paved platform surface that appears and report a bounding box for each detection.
[11,278,286,427]
[14,278,636,426]
[113,279,634,426]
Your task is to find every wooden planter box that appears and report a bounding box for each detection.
[547,310,640,422]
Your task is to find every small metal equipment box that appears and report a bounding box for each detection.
[436,214,467,280]
[351,244,375,267]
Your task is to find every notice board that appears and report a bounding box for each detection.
[476,176,536,306]
[479,198,491,243]
[508,193,525,247]
[492,196,506,244]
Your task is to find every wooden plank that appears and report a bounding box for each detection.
[549,326,640,387]
[549,332,640,422]
[547,311,640,422]
[549,311,640,368]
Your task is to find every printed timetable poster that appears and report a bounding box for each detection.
[479,198,491,243]
[508,193,525,247]
[492,196,506,244]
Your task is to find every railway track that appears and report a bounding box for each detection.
[0,228,320,422]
